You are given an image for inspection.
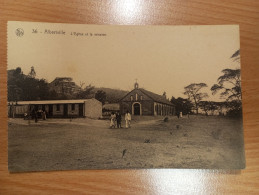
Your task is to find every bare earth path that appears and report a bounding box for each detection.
[8,115,245,172]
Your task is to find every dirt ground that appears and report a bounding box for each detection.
[8,115,245,172]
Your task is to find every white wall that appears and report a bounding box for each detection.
[84,99,102,118]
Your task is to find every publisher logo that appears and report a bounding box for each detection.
[15,28,24,37]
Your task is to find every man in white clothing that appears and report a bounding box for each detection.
[125,110,131,128]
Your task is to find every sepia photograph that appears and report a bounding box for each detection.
[7,21,245,172]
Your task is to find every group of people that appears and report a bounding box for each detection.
[110,110,131,129]
[28,109,47,123]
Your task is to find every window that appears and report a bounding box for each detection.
[56,104,60,111]
[130,95,133,101]
[140,95,143,100]
[71,104,75,111]
[136,93,138,101]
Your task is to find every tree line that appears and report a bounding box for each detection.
[8,67,107,104]
[171,49,242,117]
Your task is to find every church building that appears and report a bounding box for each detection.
[119,82,175,116]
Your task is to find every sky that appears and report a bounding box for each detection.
[8,22,240,101]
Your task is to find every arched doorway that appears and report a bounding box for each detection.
[133,103,141,115]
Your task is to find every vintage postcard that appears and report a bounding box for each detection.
[7,21,245,172]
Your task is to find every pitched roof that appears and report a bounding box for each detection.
[8,98,100,105]
[103,103,120,110]
[139,88,173,105]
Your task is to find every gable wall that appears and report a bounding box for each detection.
[120,89,154,115]
[120,89,153,102]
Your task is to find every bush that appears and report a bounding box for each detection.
[226,108,242,118]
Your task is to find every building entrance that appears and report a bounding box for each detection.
[133,103,140,115]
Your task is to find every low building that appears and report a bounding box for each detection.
[119,82,175,116]
[102,103,120,118]
[8,98,102,119]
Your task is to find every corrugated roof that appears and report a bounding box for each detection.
[103,103,120,110]
[8,99,97,105]
[139,88,173,105]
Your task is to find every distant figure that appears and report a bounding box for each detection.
[125,110,131,128]
[110,112,116,128]
[42,110,47,120]
[177,112,180,119]
[180,112,183,118]
[34,109,38,123]
[116,112,122,128]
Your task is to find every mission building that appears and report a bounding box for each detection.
[120,82,175,116]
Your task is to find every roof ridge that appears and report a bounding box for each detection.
[139,88,172,105]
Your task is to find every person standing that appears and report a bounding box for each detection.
[42,110,47,120]
[110,112,116,128]
[116,112,122,128]
[34,109,38,123]
[176,111,180,119]
[125,110,131,128]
